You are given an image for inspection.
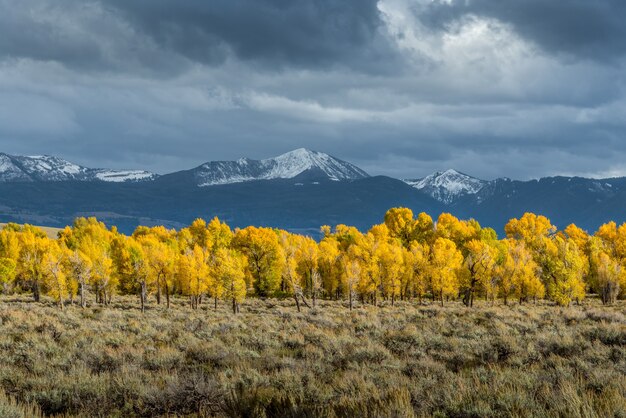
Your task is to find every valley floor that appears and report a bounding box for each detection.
[0,297,624,417]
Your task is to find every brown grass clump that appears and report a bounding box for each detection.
[0,297,624,417]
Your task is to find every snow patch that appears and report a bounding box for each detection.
[95,170,156,182]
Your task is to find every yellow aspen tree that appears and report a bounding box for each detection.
[208,259,225,311]
[279,232,307,311]
[496,240,543,305]
[400,248,414,301]
[594,222,626,299]
[0,228,19,294]
[233,226,285,297]
[404,241,430,303]
[207,217,233,250]
[127,239,151,312]
[547,236,587,306]
[564,224,590,253]
[214,248,247,314]
[384,207,417,248]
[42,242,70,309]
[413,212,435,244]
[593,251,625,305]
[429,237,463,306]
[139,235,177,308]
[0,258,16,294]
[505,213,558,289]
[349,232,377,304]
[67,246,92,308]
[177,246,210,309]
[505,213,557,246]
[354,228,384,305]
[317,237,342,300]
[296,236,320,306]
[342,255,361,311]
[186,218,212,250]
[463,239,497,307]
[332,224,365,251]
[375,242,404,305]
[68,218,116,305]
[495,240,515,305]
[595,221,620,256]
[89,242,115,305]
[17,228,51,302]
[613,223,626,261]
[436,213,479,249]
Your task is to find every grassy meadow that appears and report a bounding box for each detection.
[0,297,623,417]
[0,224,62,240]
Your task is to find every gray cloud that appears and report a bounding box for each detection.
[422,0,626,62]
[0,0,625,181]
[103,0,396,71]
[0,0,398,74]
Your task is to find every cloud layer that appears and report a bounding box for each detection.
[0,0,625,180]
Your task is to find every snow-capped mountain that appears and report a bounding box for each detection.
[192,148,369,187]
[0,153,156,183]
[4,149,626,236]
[405,169,487,204]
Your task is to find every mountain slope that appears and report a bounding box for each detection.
[3,149,626,235]
[0,153,156,183]
[189,148,369,186]
[451,176,626,232]
[0,176,442,235]
[405,169,487,204]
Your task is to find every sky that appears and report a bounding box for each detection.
[1,0,625,180]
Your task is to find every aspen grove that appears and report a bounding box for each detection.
[1,209,625,311]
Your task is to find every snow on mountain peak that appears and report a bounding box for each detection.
[195,149,369,186]
[405,169,487,204]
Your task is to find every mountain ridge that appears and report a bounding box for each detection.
[0,153,156,183]
[2,148,626,235]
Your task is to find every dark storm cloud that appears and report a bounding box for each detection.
[0,0,189,75]
[1,0,626,181]
[422,0,626,62]
[102,0,393,70]
[0,0,396,74]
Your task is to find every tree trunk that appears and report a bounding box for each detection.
[33,280,40,302]
[156,277,162,305]
[214,296,218,311]
[80,283,86,308]
[349,289,353,311]
[165,283,170,309]
[294,294,301,312]
[140,281,146,313]
[232,297,237,314]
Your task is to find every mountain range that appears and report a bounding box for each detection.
[0,149,624,235]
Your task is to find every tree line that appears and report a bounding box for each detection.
[0,209,624,312]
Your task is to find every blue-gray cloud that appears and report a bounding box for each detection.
[0,0,625,182]
[104,0,396,71]
[422,0,626,62]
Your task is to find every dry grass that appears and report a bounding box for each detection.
[0,223,62,240]
[0,296,624,417]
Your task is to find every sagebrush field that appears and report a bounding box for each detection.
[0,296,623,418]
